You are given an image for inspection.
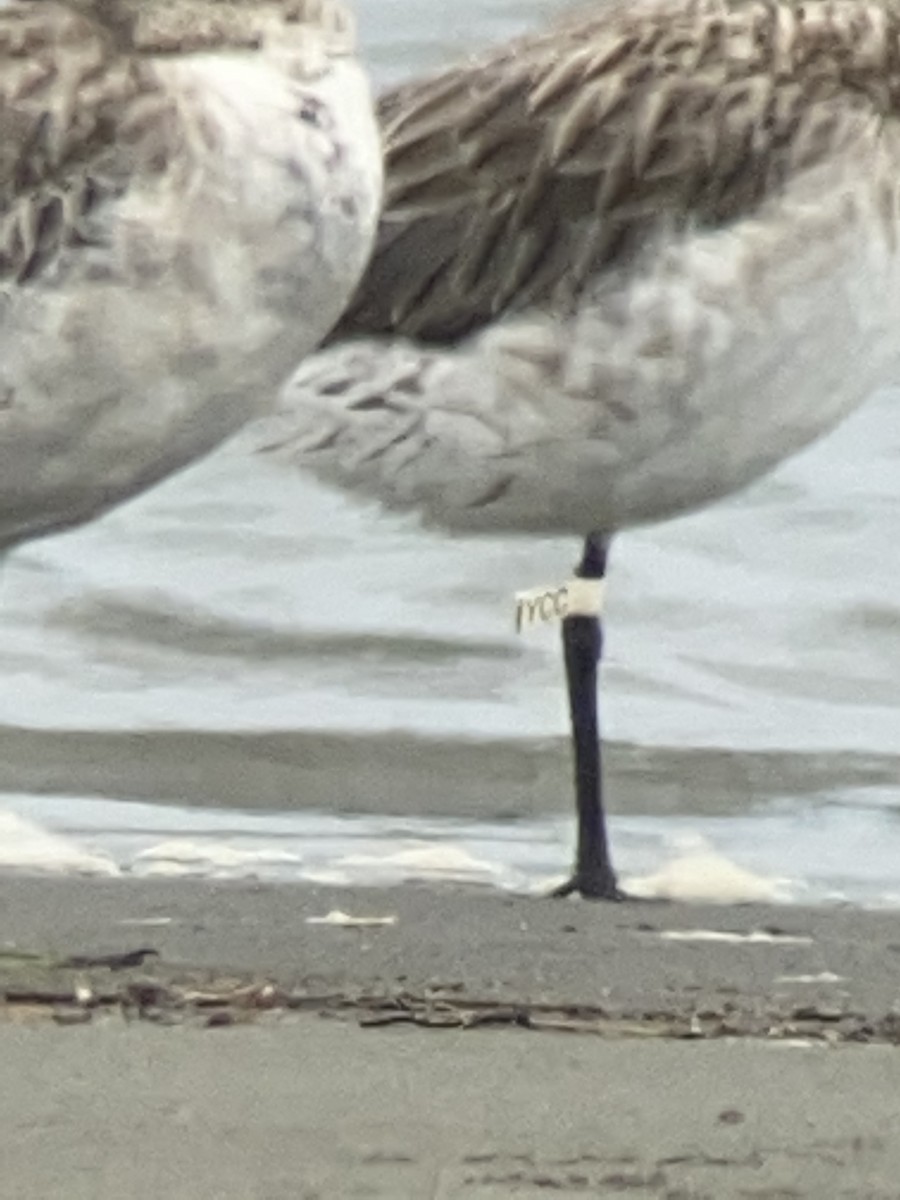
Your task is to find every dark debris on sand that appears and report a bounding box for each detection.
[3,950,900,1044]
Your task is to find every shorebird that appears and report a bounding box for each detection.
[262,0,900,899]
[0,0,381,551]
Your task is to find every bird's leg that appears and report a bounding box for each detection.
[551,532,623,900]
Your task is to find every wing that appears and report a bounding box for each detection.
[0,2,142,287]
[335,0,887,344]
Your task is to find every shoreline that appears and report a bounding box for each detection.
[3,874,900,1036]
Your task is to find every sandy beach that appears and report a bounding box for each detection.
[2,875,899,1198]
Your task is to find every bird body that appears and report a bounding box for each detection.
[0,0,382,549]
[271,0,900,536]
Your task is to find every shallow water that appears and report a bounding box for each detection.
[1,1,899,906]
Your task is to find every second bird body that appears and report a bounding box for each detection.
[0,0,382,549]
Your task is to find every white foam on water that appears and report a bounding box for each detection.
[623,838,791,904]
[0,810,118,877]
[302,843,523,889]
[133,839,303,879]
[0,792,898,908]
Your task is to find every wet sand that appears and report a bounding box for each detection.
[1,875,900,1197]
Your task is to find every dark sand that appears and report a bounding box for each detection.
[2,875,900,1196]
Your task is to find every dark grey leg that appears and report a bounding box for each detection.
[551,532,622,900]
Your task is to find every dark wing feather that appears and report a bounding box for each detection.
[336,0,894,345]
[0,3,146,286]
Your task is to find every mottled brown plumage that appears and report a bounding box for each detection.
[0,0,355,287]
[0,5,143,286]
[338,0,900,343]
